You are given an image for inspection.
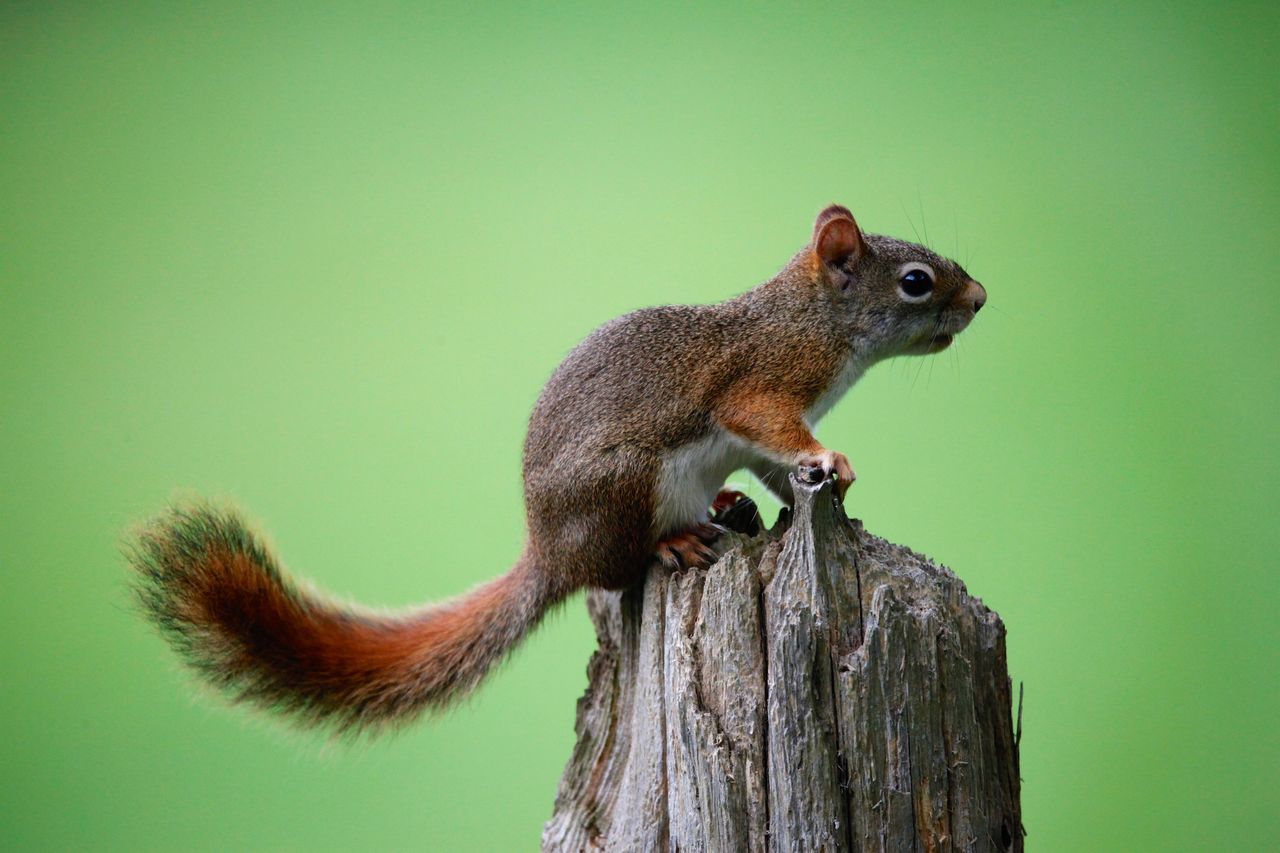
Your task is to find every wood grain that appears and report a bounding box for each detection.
[544,476,1023,852]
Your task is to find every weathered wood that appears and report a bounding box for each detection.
[544,475,1023,852]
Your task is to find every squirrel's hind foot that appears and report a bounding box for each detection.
[654,523,724,571]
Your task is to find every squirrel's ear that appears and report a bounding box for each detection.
[812,204,866,278]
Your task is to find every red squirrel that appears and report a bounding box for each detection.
[130,204,986,733]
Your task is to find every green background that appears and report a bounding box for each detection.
[3,2,1277,850]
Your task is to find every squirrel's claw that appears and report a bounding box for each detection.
[797,450,856,499]
[655,523,724,570]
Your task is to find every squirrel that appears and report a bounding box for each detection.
[129,204,986,734]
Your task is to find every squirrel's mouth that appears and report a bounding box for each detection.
[903,330,953,355]
[926,333,954,353]
[905,310,970,355]
[926,307,977,352]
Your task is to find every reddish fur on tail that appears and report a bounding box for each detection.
[128,504,559,734]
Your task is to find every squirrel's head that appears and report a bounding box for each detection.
[806,204,986,358]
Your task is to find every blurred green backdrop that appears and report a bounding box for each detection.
[3,1,1277,850]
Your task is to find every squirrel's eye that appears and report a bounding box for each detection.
[898,266,935,301]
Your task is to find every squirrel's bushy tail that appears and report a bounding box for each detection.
[128,504,559,734]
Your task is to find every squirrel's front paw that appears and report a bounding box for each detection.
[796,449,856,498]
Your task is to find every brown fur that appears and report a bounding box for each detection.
[129,204,985,733]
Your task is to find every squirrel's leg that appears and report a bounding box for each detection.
[714,390,856,499]
[526,451,658,591]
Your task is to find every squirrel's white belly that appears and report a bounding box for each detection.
[653,428,755,536]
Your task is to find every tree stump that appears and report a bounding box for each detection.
[543,475,1023,852]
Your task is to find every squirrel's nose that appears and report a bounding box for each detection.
[960,280,986,314]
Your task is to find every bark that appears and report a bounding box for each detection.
[543,474,1023,853]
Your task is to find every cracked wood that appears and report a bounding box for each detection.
[543,476,1023,852]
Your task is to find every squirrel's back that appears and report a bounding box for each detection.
[526,305,718,467]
